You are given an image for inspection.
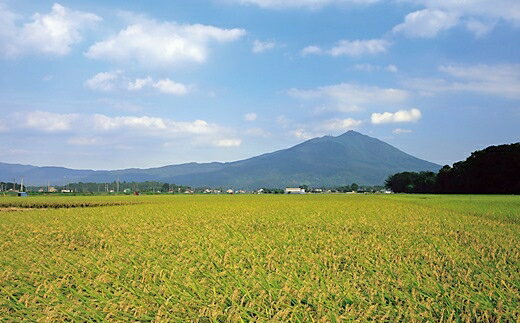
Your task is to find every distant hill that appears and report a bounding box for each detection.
[0,131,440,189]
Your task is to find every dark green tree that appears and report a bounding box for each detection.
[386,143,520,194]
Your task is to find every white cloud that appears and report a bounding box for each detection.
[404,64,520,99]
[352,64,398,73]
[394,0,520,37]
[277,116,341,141]
[91,115,227,138]
[7,111,241,150]
[328,39,391,56]
[288,83,409,112]
[393,128,413,134]
[0,3,100,57]
[371,108,422,124]
[152,79,189,95]
[292,128,317,140]
[244,113,257,121]
[439,64,514,82]
[85,71,121,92]
[23,111,79,132]
[393,9,459,38]
[321,118,362,131]
[92,115,168,131]
[214,139,242,147]
[224,0,380,9]
[302,39,390,57]
[465,19,495,38]
[128,77,152,91]
[289,118,362,141]
[418,0,520,24]
[86,72,189,95]
[386,65,398,73]
[86,17,245,66]
[252,40,276,53]
[89,114,239,147]
[301,45,323,56]
[171,120,222,135]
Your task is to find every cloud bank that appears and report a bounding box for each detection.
[371,108,422,124]
[0,3,100,57]
[86,17,245,66]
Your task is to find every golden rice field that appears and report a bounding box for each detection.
[1,194,519,321]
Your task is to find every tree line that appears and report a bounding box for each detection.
[27,181,192,194]
[0,182,24,192]
[385,143,520,194]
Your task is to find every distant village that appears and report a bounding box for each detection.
[0,180,390,196]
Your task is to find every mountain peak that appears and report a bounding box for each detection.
[338,130,363,137]
[0,132,440,188]
[307,131,363,143]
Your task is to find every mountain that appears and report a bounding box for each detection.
[0,131,440,189]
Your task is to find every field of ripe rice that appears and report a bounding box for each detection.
[0,195,137,209]
[1,194,519,321]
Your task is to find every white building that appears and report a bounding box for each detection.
[285,187,306,194]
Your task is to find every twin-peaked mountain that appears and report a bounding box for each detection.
[0,131,440,189]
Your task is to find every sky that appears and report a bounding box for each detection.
[0,0,519,170]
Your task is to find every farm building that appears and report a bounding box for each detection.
[285,187,306,194]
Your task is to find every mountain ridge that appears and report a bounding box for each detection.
[0,131,441,188]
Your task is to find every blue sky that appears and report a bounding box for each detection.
[0,0,519,170]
